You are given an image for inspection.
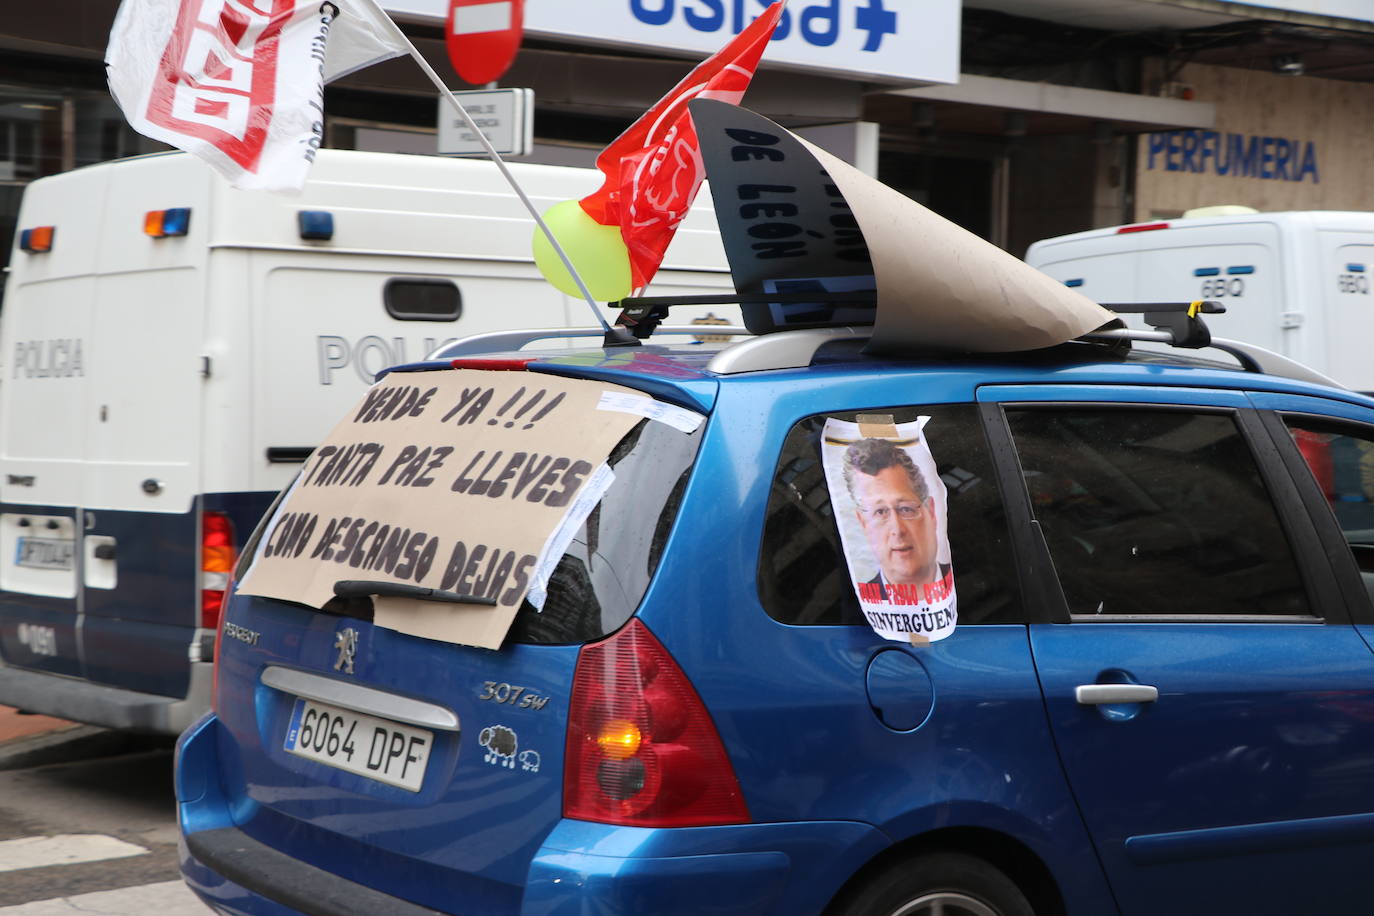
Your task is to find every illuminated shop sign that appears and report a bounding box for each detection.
[385,0,960,84]
[1146,130,1320,184]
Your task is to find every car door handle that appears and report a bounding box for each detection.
[1075,684,1159,705]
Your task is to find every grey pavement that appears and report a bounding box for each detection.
[0,880,208,914]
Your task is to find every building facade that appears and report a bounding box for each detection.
[1136,60,1374,219]
[1,0,1371,277]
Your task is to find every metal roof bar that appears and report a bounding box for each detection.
[705,327,871,374]
[1082,328,1345,389]
[429,326,751,360]
[429,304,1342,389]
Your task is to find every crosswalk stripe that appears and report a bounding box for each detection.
[0,835,147,873]
[0,880,205,915]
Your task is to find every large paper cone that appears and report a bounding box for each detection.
[689,99,1115,353]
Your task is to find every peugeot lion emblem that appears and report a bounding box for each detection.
[333,627,359,675]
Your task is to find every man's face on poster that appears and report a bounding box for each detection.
[852,465,938,585]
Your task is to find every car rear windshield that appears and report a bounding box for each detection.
[236,414,703,646]
[507,415,702,644]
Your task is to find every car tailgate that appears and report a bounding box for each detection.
[216,594,576,913]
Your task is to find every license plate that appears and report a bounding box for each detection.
[15,537,74,571]
[283,698,432,792]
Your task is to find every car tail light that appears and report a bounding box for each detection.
[564,618,749,827]
[201,512,236,630]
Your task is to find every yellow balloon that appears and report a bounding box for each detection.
[532,200,632,302]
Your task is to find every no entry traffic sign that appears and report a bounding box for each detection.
[446,0,525,85]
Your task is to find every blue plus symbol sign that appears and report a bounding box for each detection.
[855,0,897,52]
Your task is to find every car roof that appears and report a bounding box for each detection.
[384,331,1374,415]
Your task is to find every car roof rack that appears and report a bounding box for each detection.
[1083,300,1345,388]
[431,297,1345,389]
[429,325,751,360]
[1082,328,1344,388]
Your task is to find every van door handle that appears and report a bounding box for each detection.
[1075,684,1158,705]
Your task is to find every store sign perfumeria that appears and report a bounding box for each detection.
[1147,130,1320,184]
[387,0,959,84]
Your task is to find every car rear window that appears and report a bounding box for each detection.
[236,414,703,646]
[506,416,702,644]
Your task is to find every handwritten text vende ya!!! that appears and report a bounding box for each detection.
[352,382,566,430]
[238,370,647,648]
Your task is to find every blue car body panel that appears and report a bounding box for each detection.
[178,345,1374,915]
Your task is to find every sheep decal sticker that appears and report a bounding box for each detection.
[518,750,541,773]
[479,725,518,768]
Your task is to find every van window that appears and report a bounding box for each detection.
[758,404,1020,627]
[1006,408,1309,617]
[383,279,462,321]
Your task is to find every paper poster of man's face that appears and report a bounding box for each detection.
[822,416,958,643]
[843,437,940,586]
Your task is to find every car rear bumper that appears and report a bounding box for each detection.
[181,826,449,916]
[177,715,889,916]
[0,658,211,735]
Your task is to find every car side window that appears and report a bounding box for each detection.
[1281,416,1374,599]
[758,404,1020,626]
[1005,408,1309,617]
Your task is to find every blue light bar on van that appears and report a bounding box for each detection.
[144,208,191,238]
[19,226,54,253]
[298,211,334,241]
[1348,263,1366,273]
[1064,278,1084,288]
[1193,267,1220,277]
[1226,265,1255,275]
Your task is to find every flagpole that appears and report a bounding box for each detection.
[358,0,612,334]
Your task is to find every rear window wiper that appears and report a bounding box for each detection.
[333,580,498,606]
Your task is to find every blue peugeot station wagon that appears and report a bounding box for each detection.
[177,315,1374,916]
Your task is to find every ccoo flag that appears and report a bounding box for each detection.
[107,0,408,192]
[580,0,786,290]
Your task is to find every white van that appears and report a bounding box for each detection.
[1025,211,1374,391]
[0,149,731,734]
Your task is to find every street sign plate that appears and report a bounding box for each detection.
[437,88,534,157]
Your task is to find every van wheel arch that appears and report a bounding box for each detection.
[822,828,1066,916]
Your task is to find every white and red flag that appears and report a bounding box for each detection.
[107,0,408,191]
[579,0,786,289]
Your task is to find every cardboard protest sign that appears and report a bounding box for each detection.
[689,98,1115,352]
[822,416,957,644]
[692,97,875,335]
[237,369,646,649]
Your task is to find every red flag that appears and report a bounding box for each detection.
[580,1,785,289]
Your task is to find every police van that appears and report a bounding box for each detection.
[1025,209,1374,391]
[0,149,731,734]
